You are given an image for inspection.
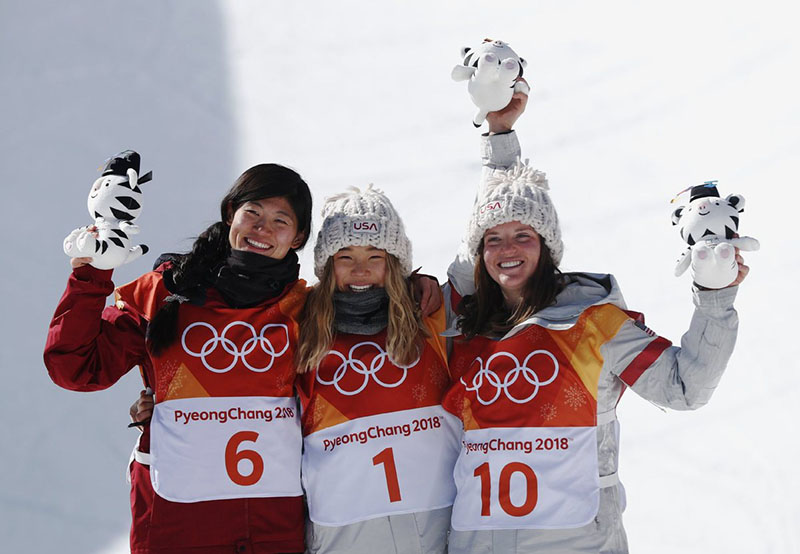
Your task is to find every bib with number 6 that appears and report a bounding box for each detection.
[114,275,309,503]
[151,396,302,502]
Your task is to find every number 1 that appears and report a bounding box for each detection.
[372,447,402,502]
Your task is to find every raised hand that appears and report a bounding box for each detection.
[486,78,529,134]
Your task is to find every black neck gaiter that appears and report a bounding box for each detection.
[211,249,300,308]
[333,288,389,335]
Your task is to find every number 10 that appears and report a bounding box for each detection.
[474,461,538,517]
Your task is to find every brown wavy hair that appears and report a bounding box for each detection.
[295,254,429,373]
[456,240,563,339]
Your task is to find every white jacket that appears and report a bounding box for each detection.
[443,132,739,554]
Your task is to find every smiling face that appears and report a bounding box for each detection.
[482,221,542,307]
[227,196,305,259]
[332,245,387,292]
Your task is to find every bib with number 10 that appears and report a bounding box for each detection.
[445,304,632,530]
[451,426,598,529]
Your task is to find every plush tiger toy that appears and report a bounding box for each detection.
[671,181,759,289]
[63,150,152,270]
[451,38,530,127]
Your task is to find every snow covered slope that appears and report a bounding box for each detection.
[1,1,797,552]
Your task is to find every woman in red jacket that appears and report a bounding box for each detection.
[44,161,313,554]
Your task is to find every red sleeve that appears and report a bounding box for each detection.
[43,265,149,392]
[114,266,170,322]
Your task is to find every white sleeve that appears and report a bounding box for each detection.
[604,286,739,410]
[447,131,522,297]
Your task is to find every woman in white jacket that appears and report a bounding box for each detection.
[441,90,747,553]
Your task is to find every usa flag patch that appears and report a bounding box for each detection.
[634,319,656,337]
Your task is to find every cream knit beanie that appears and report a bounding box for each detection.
[314,184,413,278]
[466,159,563,265]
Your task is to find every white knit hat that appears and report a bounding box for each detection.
[314,184,413,278]
[466,159,563,265]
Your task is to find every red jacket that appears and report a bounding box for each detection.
[44,265,305,554]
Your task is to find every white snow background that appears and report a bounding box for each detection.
[1,1,798,552]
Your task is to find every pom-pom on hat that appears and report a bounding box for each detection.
[314,184,412,279]
[466,159,563,265]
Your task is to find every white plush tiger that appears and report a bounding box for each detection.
[671,181,759,289]
[451,38,530,127]
[63,150,152,270]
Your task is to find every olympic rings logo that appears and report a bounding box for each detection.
[316,341,419,396]
[181,321,289,374]
[461,349,559,405]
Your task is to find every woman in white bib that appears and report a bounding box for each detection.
[441,90,748,553]
[294,185,460,554]
[45,164,314,553]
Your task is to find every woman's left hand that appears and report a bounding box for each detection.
[728,252,749,287]
[700,252,749,290]
[129,389,154,432]
[486,78,529,134]
[411,273,441,316]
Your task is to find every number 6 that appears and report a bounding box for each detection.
[225,431,264,486]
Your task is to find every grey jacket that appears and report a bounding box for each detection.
[443,131,739,554]
[306,507,451,554]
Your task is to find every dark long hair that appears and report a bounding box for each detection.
[456,241,563,339]
[147,164,312,354]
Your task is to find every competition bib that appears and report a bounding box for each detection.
[302,406,461,526]
[150,396,302,502]
[451,426,599,530]
[443,309,634,531]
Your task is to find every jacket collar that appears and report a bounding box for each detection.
[501,272,625,339]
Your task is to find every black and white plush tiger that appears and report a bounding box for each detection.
[63,150,152,270]
[451,39,530,127]
[671,181,759,288]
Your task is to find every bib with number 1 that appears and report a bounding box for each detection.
[444,304,630,530]
[300,328,459,526]
[130,280,308,503]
